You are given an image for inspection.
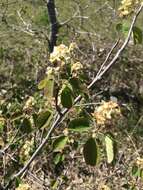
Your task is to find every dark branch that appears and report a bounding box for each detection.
[47,0,60,52]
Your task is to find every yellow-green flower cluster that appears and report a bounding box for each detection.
[50,43,76,64]
[118,0,140,17]
[71,61,83,76]
[92,101,121,126]
[71,62,83,72]
[20,139,34,162]
[47,42,83,78]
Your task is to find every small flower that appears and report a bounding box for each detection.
[136,157,143,167]
[23,96,35,112]
[99,185,111,190]
[69,42,77,51]
[46,66,54,75]
[54,66,60,72]
[63,128,69,136]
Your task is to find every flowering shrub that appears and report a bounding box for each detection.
[38,42,85,108]
[0,1,143,189]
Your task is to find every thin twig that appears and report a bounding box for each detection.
[74,102,101,107]
[3,152,6,186]
[96,39,120,78]
[60,9,79,26]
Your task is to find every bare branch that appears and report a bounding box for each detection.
[95,38,120,78]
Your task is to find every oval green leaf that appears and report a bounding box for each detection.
[105,134,115,164]
[44,78,54,100]
[53,136,68,152]
[38,78,48,90]
[68,117,90,132]
[20,118,32,134]
[83,138,98,166]
[132,165,140,177]
[61,86,73,108]
[133,26,143,44]
[69,77,81,94]
[36,110,52,128]
[53,152,65,165]
[116,23,123,33]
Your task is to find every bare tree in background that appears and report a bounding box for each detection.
[47,0,59,52]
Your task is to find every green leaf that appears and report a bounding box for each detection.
[0,119,5,134]
[36,110,52,128]
[68,117,91,132]
[20,118,32,134]
[83,138,98,166]
[61,86,73,108]
[122,22,130,36]
[38,76,55,100]
[140,169,143,180]
[51,180,58,189]
[132,165,143,179]
[133,26,143,44]
[0,124,4,134]
[15,177,22,188]
[116,23,123,33]
[69,77,81,94]
[53,136,68,152]
[132,165,140,177]
[53,153,62,165]
[105,134,115,164]
[122,184,130,189]
[38,78,48,90]
[116,21,130,37]
[44,78,54,100]
[53,152,65,165]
